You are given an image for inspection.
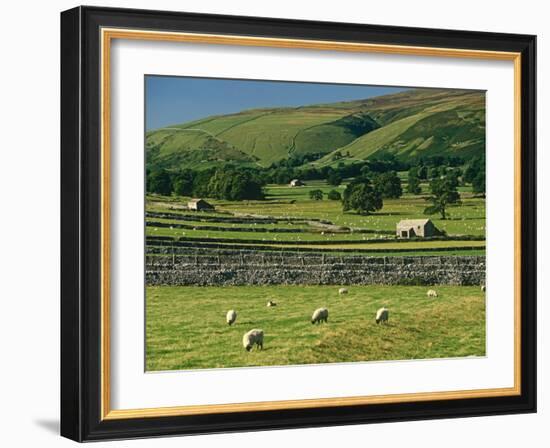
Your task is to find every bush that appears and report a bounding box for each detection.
[309,189,324,201]
[327,190,342,201]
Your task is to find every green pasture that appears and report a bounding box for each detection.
[147,89,485,169]
[146,180,485,237]
[145,217,314,231]
[145,178,485,256]
[146,285,486,371]
[266,240,485,250]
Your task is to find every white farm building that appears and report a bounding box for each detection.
[396,219,440,238]
[289,179,305,187]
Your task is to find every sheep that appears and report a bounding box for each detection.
[226,309,237,326]
[427,289,438,298]
[481,285,486,292]
[338,287,348,295]
[375,307,389,325]
[266,300,277,307]
[242,329,264,351]
[311,307,329,324]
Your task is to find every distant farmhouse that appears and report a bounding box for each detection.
[289,179,305,187]
[188,198,214,211]
[396,219,440,238]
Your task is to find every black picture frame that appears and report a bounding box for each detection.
[61,5,536,442]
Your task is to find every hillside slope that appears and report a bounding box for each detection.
[146,88,485,170]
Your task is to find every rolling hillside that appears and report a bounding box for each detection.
[146,88,485,170]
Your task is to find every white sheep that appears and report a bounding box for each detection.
[338,287,349,295]
[427,289,438,298]
[226,309,237,326]
[375,307,389,324]
[266,300,277,307]
[311,307,329,324]
[481,285,486,292]
[242,329,264,351]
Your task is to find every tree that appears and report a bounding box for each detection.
[472,170,486,196]
[309,189,324,201]
[343,178,383,215]
[191,169,214,197]
[360,164,372,178]
[446,168,461,188]
[208,168,264,200]
[273,167,295,185]
[424,175,462,220]
[464,155,486,195]
[373,171,403,199]
[417,164,428,180]
[172,169,195,196]
[228,172,264,200]
[147,169,172,196]
[327,190,342,201]
[464,157,481,183]
[407,167,422,194]
[428,166,442,179]
[327,170,343,186]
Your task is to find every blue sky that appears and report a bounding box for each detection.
[145,76,409,131]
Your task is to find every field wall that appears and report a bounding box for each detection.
[145,248,485,286]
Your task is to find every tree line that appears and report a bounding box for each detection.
[147,166,265,201]
[147,152,484,219]
[338,169,463,219]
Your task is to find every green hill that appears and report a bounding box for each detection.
[146,88,485,170]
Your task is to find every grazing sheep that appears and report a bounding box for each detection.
[338,288,349,295]
[266,300,277,307]
[311,307,329,324]
[481,285,486,292]
[375,307,389,325]
[226,309,237,326]
[242,329,264,351]
[427,289,438,298]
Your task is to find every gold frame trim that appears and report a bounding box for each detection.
[100,28,522,421]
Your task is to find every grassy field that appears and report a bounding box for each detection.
[148,182,485,236]
[146,285,486,371]
[146,177,486,256]
[146,88,485,169]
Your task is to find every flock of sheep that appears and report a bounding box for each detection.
[228,284,486,351]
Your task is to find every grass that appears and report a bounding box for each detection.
[146,88,485,169]
[146,285,486,371]
[315,97,484,165]
[146,226,387,241]
[145,177,485,257]
[147,179,485,241]
[315,112,432,164]
[145,217,314,230]
[265,240,486,250]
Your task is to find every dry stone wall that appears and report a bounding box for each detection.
[145,249,485,286]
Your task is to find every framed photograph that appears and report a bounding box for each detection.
[61,6,536,442]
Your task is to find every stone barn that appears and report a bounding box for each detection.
[187,198,214,211]
[289,179,305,187]
[396,219,439,238]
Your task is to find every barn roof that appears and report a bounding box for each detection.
[396,219,432,228]
[188,198,207,204]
